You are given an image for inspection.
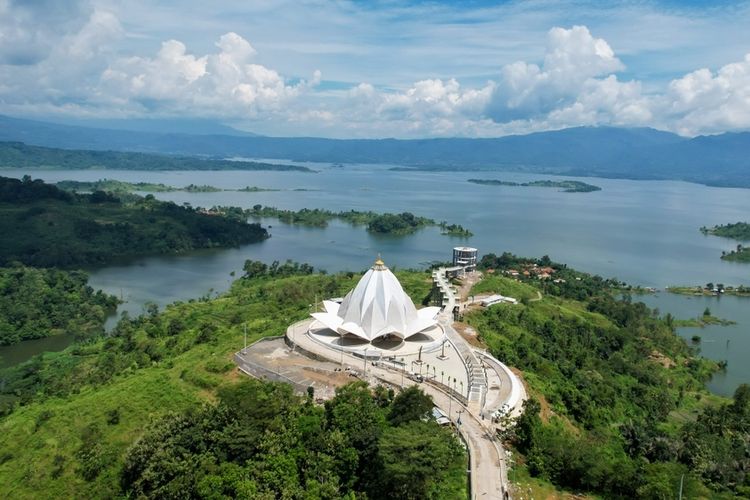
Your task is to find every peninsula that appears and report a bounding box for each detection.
[56,179,281,194]
[468,178,601,192]
[700,222,750,262]
[0,176,268,268]
[246,205,473,236]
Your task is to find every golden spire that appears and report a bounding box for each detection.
[374,253,385,267]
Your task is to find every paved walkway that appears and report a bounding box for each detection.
[289,318,519,499]
[291,326,509,499]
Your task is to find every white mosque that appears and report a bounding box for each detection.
[307,256,446,355]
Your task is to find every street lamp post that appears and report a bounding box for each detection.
[363,347,369,378]
[243,324,247,354]
[448,384,453,423]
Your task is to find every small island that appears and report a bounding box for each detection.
[667,283,750,297]
[700,222,750,262]
[468,178,602,192]
[674,308,736,328]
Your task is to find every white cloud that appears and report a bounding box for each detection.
[488,25,630,121]
[99,32,319,118]
[665,54,750,135]
[0,0,749,139]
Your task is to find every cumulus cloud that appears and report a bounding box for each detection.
[0,4,749,139]
[99,32,318,117]
[331,26,650,137]
[488,25,632,122]
[665,54,750,135]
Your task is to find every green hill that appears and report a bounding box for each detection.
[0,141,311,172]
[0,176,268,267]
[0,259,746,497]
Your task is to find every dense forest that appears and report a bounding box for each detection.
[0,266,118,345]
[472,252,746,498]
[467,179,602,192]
[121,381,465,499]
[0,141,311,171]
[0,176,268,267]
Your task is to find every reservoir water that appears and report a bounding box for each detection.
[1,164,748,395]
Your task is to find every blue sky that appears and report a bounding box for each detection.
[1,0,749,137]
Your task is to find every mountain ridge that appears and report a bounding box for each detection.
[0,115,747,187]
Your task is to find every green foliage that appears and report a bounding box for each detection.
[701,222,750,241]
[248,204,471,236]
[701,222,750,262]
[721,245,750,262]
[388,385,434,426]
[379,420,466,499]
[366,211,432,234]
[242,259,315,279]
[478,251,624,300]
[56,179,222,193]
[0,176,268,267]
[0,265,118,344]
[120,380,465,499]
[469,274,539,301]
[470,265,744,497]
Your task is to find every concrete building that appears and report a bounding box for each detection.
[453,246,478,271]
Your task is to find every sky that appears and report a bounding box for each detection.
[1,0,750,138]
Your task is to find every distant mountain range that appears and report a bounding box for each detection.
[0,115,748,187]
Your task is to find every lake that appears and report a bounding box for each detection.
[1,164,748,395]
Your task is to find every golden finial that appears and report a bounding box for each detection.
[374,253,384,267]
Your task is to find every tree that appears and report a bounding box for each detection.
[388,386,433,426]
[378,421,463,499]
[242,260,268,279]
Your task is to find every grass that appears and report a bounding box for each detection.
[509,459,597,500]
[0,270,436,497]
[469,274,540,301]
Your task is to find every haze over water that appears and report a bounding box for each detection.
[1,164,748,395]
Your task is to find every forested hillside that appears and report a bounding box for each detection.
[0,176,268,267]
[0,257,746,497]
[0,141,311,171]
[472,252,746,498]
[0,266,118,345]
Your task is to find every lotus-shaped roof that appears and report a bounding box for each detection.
[311,258,440,341]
